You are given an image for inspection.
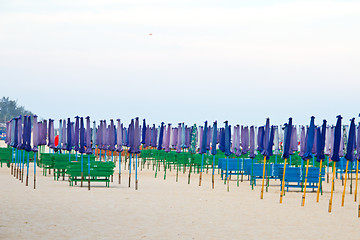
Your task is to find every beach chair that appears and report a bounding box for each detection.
[279,166,325,192]
[0,147,13,168]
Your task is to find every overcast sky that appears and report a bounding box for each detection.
[1,0,359,127]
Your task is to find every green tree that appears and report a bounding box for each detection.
[0,97,34,122]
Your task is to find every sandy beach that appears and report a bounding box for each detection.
[1,156,360,240]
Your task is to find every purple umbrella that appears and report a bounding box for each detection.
[116,119,123,152]
[290,126,298,154]
[74,117,80,152]
[17,116,23,150]
[85,117,92,154]
[299,126,306,157]
[32,115,39,152]
[66,118,72,152]
[176,123,182,153]
[116,119,123,184]
[241,126,249,155]
[48,119,55,149]
[61,119,67,150]
[235,126,241,156]
[164,124,171,152]
[109,120,116,152]
[171,127,178,149]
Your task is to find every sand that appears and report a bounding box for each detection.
[1,156,360,240]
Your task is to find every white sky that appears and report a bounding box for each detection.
[1,0,359,127]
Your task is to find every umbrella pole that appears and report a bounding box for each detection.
[328,161,336,212]
[341,160,349,207]
[280,158,287,203]
[266,160,270,192]
[327,156,330,183]
[226,157,230,192]
[88,155,90,191]
[163,157,166,180]
[199,154,204,186]
[22,150,26,181]
[128,154,132,187]
[350,163,353,195]
[10,148,13,175]
[251,158,254,190]
[237,158,239,187]
[119,152,121,184]
[111,151,114,182]
[260,156,266,199]
[176,157,179,182]
[14,149,17,177]
[301,159,310,206]
[81,154,84,187]
[155,157,158,178]
[355,160,359,202]
[15,150,19,178]
[212,155,215,189]
[241,158,244,182]
[316,159,323,202]
[135,154,138,190]
[34,152,37,189]
[188,163,192,184]
[26,152,29,186]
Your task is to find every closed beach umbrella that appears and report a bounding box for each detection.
[331,115,342,162]
[141,119,146,145]
[157,122,165,151]
[66,118,72,151]
[345,118,356,162]
[164,124,171,152]
[74,116,80,152]
[79,117,85,154]
[224,121,231,157]
[176,123,182,153]
[85,117,92,154]
[211,121,217,155]
[200,121,208,154]
[32,115,39,152]
[303,116,315,159]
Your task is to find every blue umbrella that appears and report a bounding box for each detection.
[316,120,327,162]
[261,118,270,156]
[303,116,315,159]
[331,115,342,162]
[141,119,146,145]
[345,118,356,162]
[282,118,293,159]
[157,122,165,151]
[257,126,264,153]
